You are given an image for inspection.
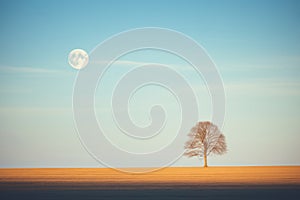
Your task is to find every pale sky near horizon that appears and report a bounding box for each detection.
[0,0,300,168]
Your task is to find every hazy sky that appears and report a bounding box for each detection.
[0,0,300,168]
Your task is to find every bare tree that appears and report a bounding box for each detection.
[184,121,227,167]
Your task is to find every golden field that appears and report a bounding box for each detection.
[0,166,300,190]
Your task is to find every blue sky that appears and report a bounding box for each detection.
[0,0,300,168]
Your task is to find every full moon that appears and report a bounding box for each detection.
[68,49,89,70]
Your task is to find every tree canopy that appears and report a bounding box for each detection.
[184,121,227,167]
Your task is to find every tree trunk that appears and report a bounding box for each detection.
[203,153,208,167]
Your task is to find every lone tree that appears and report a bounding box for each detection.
[184,121,227,167]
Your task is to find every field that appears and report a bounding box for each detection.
[1,166,300,199]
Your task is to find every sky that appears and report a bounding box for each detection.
[0,0,300,168]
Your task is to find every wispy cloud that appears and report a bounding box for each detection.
[90,60,149,66]
[224,78,300,96]
[90,59,217,74]
[0,86,32,94]
[0,66,67,74]
[220,55,300,72]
